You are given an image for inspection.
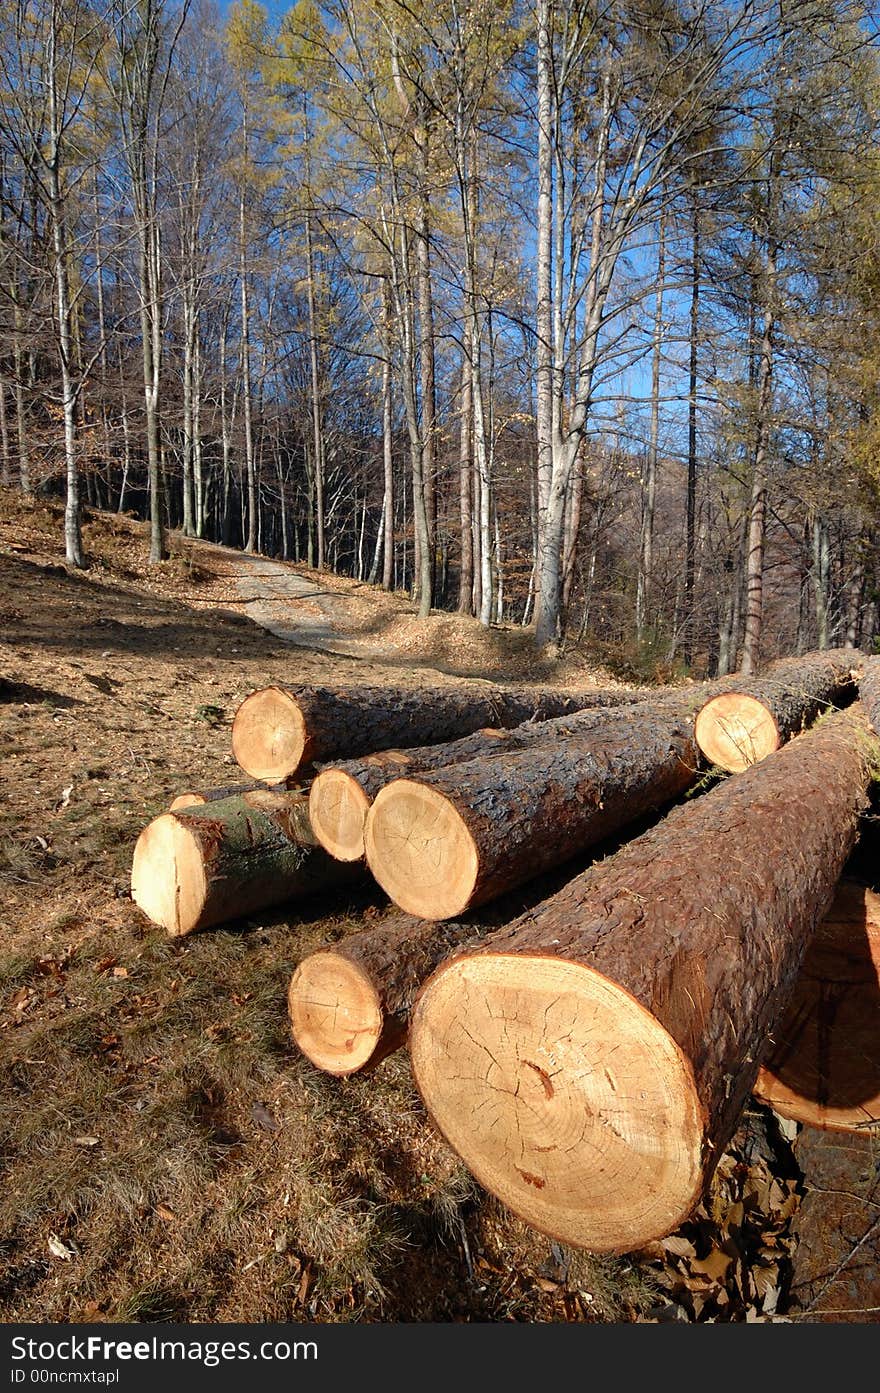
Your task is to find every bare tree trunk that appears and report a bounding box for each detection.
[416,177,436,581]
[684,200,699,666]
[219,305,234,546]
[0,379,10,485]
[637,212,665,640]
[381,278,394,590]
[141,221,164,563]
[367,493,385,585]
[561,447,584,611]
[460,129,492,629]
[812,516,831,649]
[12,301,30,494]
[494,509,504,624]
[471,446,482,620]
[92,172,111,484]
[239,175,256,553]
[181,295,195,536]
[305,206,325,569]
[534,60,611,648]
[716,562,735,676]
[731,513,747,667]
[390,210,432,615]
[47,15,83,567]
[117,343,131,513]
[522,466,537,627]
[535,0,553,538]
[193,324,204,536]
[472,334,492,627]
[846,553,864,649]
[457,353,473,613]
[740,208,777,673]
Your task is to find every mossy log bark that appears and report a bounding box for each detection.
[169,779,285,812]
[231,681,656,783]
[131,788,359,936]
[288,914,480,1075]
[364,699,701,919]
[409,707,876,1253]
[753,879,880,1133]
[694,648,860,772]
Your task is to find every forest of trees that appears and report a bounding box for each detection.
[2,0,880,674]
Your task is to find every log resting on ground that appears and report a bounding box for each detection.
[288,914,480,1075]
[308,690,702,862]
[409,706,877,1254]
[364,697,702,919]
[231,680,657,783]
[131,788,359,936]
[753,879,880,1133]
[694,648,861,773]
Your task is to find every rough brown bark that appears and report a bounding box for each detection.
[694,648,860,772]
[308,689,688,862]
[753,879,880,1133]
[858,654,880,735]
[365,698,701,919]
[131,788,359,936]
[288,914,480,1076]
[409,707,877,1253]
[231,680,659,783]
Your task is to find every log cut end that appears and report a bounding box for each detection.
[231,686,306,782]
[309,770,372,861]
[694,692,780,772]
[289,951,383,1074]
[754,880,880,1133]
[169,792,206,811]
[364,780,480,919]
[410,953,704,1252]
[131,813,207,936]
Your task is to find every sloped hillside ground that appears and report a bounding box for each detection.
[1,488,877,1324]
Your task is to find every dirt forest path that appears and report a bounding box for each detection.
[198,544,399,662]
[182,531,618,688]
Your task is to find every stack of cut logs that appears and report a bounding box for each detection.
[130,649,880,1254]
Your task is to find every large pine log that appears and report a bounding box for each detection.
[694,648,860,772]
[309,691,702,862]
[409,707,876,1253]
[288,914,479,1075]
[131,788,359,936]
[231,680,656,783]
[363,698,701,919]
[753,879,880,1133]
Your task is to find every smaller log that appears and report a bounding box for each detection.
[308,749,444,862]
[231,680,656,783]
[288,914,479,1075]
[694,648,859,773]
[753,879,880,1133]
[131,788,359,936]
